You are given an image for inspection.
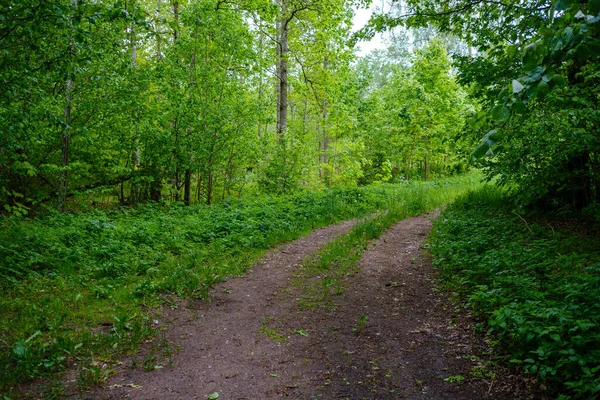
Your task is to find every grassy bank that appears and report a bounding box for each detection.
[430,186,600,399]
[0,175,480,397]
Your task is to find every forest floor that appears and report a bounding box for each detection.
[77,214,545,400]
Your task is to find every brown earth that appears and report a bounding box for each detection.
[80,214,545,400]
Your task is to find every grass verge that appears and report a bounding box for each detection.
[429,186,600,399]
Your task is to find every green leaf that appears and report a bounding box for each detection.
[486,129,502,142]
[12,341,27,358]
[536,81,550,99]
[524,66,546,83]
[491,105,510,122]
[513,99,527,114]
[562,27,574,46]
[472,130,502,159]
[512,80,524,94]
[551,74,567,87]
[207,393,219,400]
[587,39,600,55]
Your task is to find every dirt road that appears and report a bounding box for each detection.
[85,215,541,400]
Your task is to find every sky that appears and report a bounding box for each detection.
[352,2,387,57]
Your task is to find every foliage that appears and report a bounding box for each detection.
[353,39,476,183]
[430,186,600,398]
[372,0,600,209]
[0,0,375,212]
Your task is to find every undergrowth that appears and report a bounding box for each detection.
[0,174,480,396]
[429,186,600,399]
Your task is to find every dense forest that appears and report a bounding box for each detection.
[1,0,599,398]
[1,0,477,214]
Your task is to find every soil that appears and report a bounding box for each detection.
[81,214,545,400]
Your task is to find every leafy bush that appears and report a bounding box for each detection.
[430,186,600,398]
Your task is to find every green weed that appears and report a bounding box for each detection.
[78,363,114,389]
[430,185,600,398]
[259,317,287,343]
[444,375,465,383]
[353,315,368,335]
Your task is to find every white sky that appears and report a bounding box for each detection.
[352,2,387,57]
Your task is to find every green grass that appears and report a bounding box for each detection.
[0,174,481,396]
[292,176,482,310]
[429,186,600,399]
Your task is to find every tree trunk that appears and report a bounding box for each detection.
[322,56,329,166]
[149,163,162,201]
[277,1,289,191]
[276,4,288,141]
[184,168,191,206]
[206,169,213,205]
[196,170,202,201]
[172,1,179,41]
[130,20,143,203]
[424,136,430,181]
[155,0,163,60]
[171,3,180,202]
[257,24,264,139]
[59,0,77,211]
[59,79,72,211]
[183,18,199,207]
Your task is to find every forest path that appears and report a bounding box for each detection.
[87,214,539,400]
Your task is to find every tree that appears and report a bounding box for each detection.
[0,0,145,212]
[354,38,472,182]
[370,0,600,209]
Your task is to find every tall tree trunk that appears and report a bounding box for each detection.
[276,5,288,141]
[130,20,143,203]
[257,23,264,139]
[183,18,200,207]
[322,56,329,165]
[277,0,289,191]
[196,170,203,201]
[424,136,430,181]
[60,79,72,211]
[150,177,162,201]
[147,0,164,202]
[172,1,179,41]
[173,121,180,202]
[155,0,163,60]
[171,0,181,202]
[59,0,77,211]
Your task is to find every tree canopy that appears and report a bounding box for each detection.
[3,0,597,213]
